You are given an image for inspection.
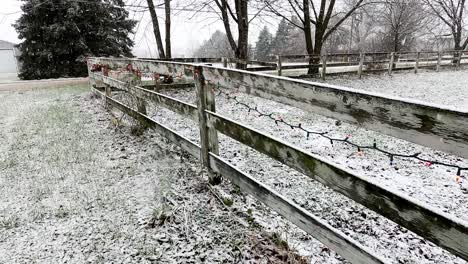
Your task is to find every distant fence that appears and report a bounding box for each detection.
[88,57,468,263]
[276,50,468,78]
[159,50,468,79]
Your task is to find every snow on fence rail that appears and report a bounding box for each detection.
[166,50,468,78]
[88,57,468,263]
[274,50,468,78]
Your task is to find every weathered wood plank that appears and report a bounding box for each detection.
[205,81,220,155]
[141,83,195,91]
[209,154,388,264]
[201,66,468,158]
[414,52,420,74]
[206,111,468,261]
[92,87,387,264]
[277,55,282,76]
[94,73,198,121]
[388,52,395,75]
[321,55,327,80]
[436,52,442,72]
[358,53,364,78]
[195,66,211,168]
[90,58,196,83]
[96,88,200,157]
[246,66,278,72]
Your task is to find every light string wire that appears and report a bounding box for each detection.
[91,62,467,187]
[212,83,467,184]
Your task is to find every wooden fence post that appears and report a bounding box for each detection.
[277,55,282,76]
[414,52,420,74]
[222,57,228,68]
[456,51,462,70]
[436,52,442,72]
[321,54,327,80]
[136,96,147,115]
[195,66,221,185]
[104,83,112,109]
[205,82,220,155]
[358,53,364,78]
[388,52,395,75]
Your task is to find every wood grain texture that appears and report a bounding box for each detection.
[94,88,200,158]
[94,73,198,121]
[202,66,468,158]
[195,66,210,168]
[207,111,468,261]
[92,87,386,263]
[209,154,388,264]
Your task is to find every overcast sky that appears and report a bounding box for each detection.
[0,0,277,57]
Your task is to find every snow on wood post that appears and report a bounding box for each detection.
[414,52,420,74]
[195,66,221,185]
[358,53,364,78]
[136,96,147,115]
[276,55,282,76]
[104,83,112,110]
[321,54,327,80]
[205,82,219,156]
[388,52,395,75]
[456,51,462,70]
[436,52,442,72]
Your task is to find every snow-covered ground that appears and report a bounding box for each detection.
[3,68,465,263]
[310,68,468,110]
[0,85,307,263]
[145,68,468,263]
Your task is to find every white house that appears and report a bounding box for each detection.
[0,40,19,81]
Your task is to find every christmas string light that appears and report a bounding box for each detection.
[213,84,467,184]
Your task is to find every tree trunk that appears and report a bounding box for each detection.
[147,0,165,58]
[217,0,237,57]
[453,29,462,63]
[236,0,249,70]
[165,0,171,59]
[303,0,316,75]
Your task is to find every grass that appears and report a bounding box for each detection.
[0,84,311,263]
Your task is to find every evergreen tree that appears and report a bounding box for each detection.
[271,17,306,56]
[193,30,233,58]
[255,26,273,61]
[14,0,136,80]
[271,18,294,55]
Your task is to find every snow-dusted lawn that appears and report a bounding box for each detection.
[149,68,468,264]
[311,68,468,110]
[0,85,305,263]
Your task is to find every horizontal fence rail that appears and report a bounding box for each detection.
[88,57,468,262]
[207,110,468,260]
[91,87,388,264]
[92,73,198,121]
[201,66,468,159]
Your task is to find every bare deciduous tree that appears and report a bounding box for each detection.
[379,0,427,52]
[265,0,368,74]
[213,0,250,69]
[146,0,171,58]
[423,0,468,50]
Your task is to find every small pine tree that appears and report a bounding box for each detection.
[14,0,136,80]
[255,26,273,61]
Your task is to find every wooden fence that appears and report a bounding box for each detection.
[88,57,468,263]
[166,50,468,79]
[273,50,468,78]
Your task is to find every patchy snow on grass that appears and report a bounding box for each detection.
[311,68,468,110]
[149,68,468,264]
[0,86,307,263]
